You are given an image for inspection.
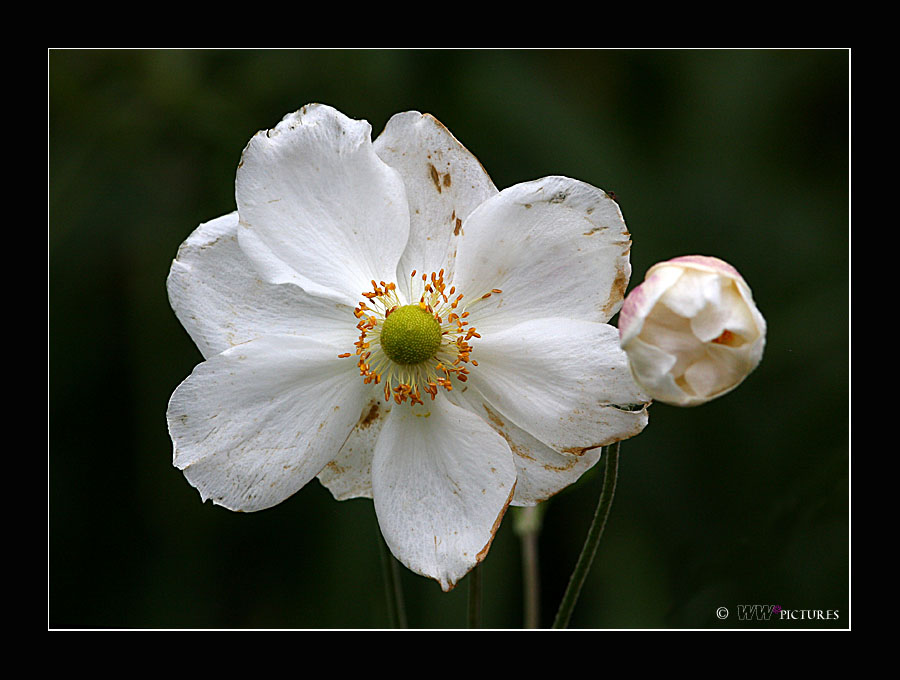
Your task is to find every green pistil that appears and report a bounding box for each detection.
[380,304,442,365]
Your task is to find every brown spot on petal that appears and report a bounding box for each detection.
[475,480,516,564]
[559,444,603,457]
[325,460,348,475]
[443,173,452,187]
[602,264,630,318]
[429,163,442,193]
[454,217,463,236]
[420,112,496,189]
[543,458,578,472]
[482,404,535,461]
[482,403,504,429]
[358,400,381,428]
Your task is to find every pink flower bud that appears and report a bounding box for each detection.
[618,256,766,407]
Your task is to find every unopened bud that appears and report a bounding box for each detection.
[618,255,766,407]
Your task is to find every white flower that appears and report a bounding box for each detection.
[166,104,650,590]
[618,255,766,407]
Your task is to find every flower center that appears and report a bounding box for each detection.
[380,304,442,365]
[338,271,500,406]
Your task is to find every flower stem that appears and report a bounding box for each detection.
[468,564,483,628]
[513,505,545,628]
[552,440,621,629]
[378,533,407,628]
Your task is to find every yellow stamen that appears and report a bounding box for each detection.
[343,271,501,406]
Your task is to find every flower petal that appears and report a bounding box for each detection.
[316,397,391,501]
[452,176,631,333]
[235,104,410,306]
[372,395,516,591]
[620,336,682,403]
[467,318,650,455]
[689,279,761,343]
[373,111,497,301]
[167,335,367,512]
[618,265,683,346]
[454,392,603,506]
[168,211,357,359]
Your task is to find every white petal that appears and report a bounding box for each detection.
[683,356,725,397]
[619,265,683,346]
[640,303,706,359]
[622,336,680,397]
[373,111,498,301]
[317,397,391,501]
[677,346,754,406]
[452,176,631,334]
[167,335,367,512]
[468,318,649,454]
[454,391,603,506]
[689,292,734,343]
[168,212,357,359]
[235,104,410,306]
[372,395,517,591]
[660,270,721,318]
[686,281,750,344]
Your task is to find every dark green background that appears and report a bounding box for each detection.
[49,49,849,629]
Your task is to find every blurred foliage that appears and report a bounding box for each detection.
[49,49,849,629]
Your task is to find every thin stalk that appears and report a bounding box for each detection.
[513,505,544,628]
[378,534,407,628]
[522,529,540,628]
[468,563,483,628]
[552,440,621,629]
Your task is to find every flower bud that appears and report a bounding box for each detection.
[618,255,766,407]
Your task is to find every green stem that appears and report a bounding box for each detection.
[378,534,407,628]
[468,564,483,628]
[552,440,621,629]
[513,505,544,628]
[522,529,540,628]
